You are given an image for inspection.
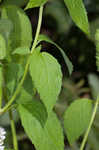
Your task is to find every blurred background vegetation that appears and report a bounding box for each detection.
[1,0,99,149]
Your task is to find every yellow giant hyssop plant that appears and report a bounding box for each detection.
[0,0,98,150]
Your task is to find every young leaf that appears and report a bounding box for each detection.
[38,34,73,75]
[12,47,30,55]
[1,5,32,51]
[19,107,64,150]
[0,34,6,60]
[25,0,47,10]
[64,0,90,35]
[29,49,62,113]
[64,98,93,144]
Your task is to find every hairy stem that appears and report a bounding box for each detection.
[3,84,19,150]
[31,5,43,53]
[0,6,44,114]
[80,97,99,150]
[9,110,19,150]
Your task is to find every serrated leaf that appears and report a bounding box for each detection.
[0,19,13,42]
[64,98,93,144]
[29,49,62,113]
[0,33,6,60]
[18,92,48,150]
[25,0,47,9]
[19,107,64,150]
[64,0,90,35]
[12,47,30,55]
[38,34,73,75]
[1,5,32,51]
[44,112,64,150]
[18,100,47,127]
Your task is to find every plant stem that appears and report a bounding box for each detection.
[80,97,99,150]
[31,5,43,53]
[3,84,18,150]
[0,6,44,115]
[1,61,29,114]
[9,110,18,150]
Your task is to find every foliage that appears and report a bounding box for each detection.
[64,99,92,144]
[64,0,90,35]
[0,0,99,150]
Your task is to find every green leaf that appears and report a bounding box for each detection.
[0,33,6,60]
[38,34,73,75]
[64,0,90,35]
[12,47,30,55]
[2,0,28,7]
[64,98,93,144]
[44,112,64,150]
[19,106,64,150]
[1,5,32,51]
[0,19,13,42]
[16,88,33,105]
[18,100,48,128]
[25,0,47,9]
[5,63,23,96]
[29,49,62,113]
[23,72,35,96]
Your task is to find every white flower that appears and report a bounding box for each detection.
[0,127,6,150]
[0,146,5,150]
